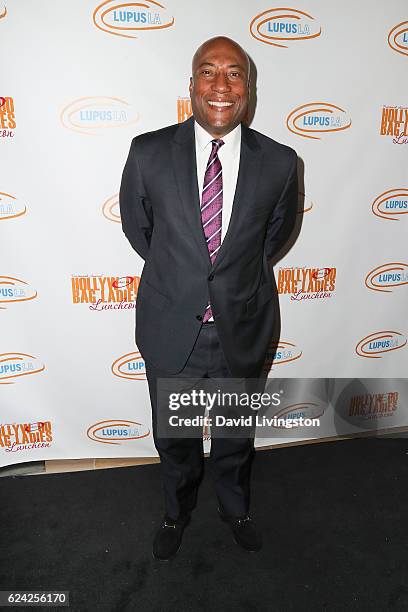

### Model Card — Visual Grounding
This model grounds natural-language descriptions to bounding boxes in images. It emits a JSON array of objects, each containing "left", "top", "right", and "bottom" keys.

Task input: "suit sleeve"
[
  {"left": 119, "top": 136, "right": 153, "bottom": 261},
  {"left": 265, "top": 150, "right": 298, "bottom": 261}
]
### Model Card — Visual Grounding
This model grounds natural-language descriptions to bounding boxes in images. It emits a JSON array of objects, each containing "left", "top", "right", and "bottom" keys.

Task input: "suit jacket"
[{"left": 119, "top": 116, "right": 298, "bottom": 377}]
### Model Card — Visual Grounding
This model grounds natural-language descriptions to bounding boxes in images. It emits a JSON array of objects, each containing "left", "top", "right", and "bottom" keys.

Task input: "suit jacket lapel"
[
  {"left": 211, "top": 123, "right": 262, "bottom": 273},
  {"left": 171, "top": 118, "right": 263, "bottom": 272},
  {"left": 171, "top": 117, "right": 212, "bottom": 266}
]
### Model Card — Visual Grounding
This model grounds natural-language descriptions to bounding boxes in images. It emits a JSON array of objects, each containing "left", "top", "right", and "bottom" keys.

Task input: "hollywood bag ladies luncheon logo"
[
  {"left": 388, "top": 20, "right": 408, "bottom": 57},
  {"left": 0, "top": 421, "right": 53, "bottom": 454},
  {"left": 60, "top": 97, "right": 139, "bottom": 135},
  {"left": 286, "top": 102, "right": 351, "bottom": 140},
  {"left": 71, "top": 274, "right": 140, "bottom": 311},
  {"left": 250, "top": 7, "right": 321, "bottom": 48},
  {"left": 355, "top": 331, "right": 407, "bottom": 359},
  {"left": 93, "top": 0, "right": 174, "bottom": 38},
  {"left": 0, "top": 96, "right": 16, "bottom": 138},
  {"left": 365, "top": 263, "right": 408, "bottom": 293}
]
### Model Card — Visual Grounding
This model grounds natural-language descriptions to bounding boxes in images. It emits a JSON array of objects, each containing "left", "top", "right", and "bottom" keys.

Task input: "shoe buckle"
[{"left": 163, "top": 520, "right": 176, "bottom": 529}]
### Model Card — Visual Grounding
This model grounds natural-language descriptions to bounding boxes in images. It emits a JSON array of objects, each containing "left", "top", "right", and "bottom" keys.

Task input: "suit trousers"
[{"left": 145, "top": 321, "right": 256, "bottom": 520}]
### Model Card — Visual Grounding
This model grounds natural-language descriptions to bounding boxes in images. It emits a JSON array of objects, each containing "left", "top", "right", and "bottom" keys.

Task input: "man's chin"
[{"left": 204, "top": 115, "right": 239, "bottom": 136}]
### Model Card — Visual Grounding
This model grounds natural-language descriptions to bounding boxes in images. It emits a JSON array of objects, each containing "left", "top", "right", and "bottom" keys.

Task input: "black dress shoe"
[
  {"left": 219, "top": 509, "right": 262, "bottom": 552},
  {"left": 152, "top": 515, "right": 190, "bottom": 561}
]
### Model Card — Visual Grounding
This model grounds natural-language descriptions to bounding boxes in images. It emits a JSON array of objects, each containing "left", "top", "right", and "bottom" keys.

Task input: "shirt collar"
[{"left": 194, "top": 120, "right": 241, "bottom": 156}]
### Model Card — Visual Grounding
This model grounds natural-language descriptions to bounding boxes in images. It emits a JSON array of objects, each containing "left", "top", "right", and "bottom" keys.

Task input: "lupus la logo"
[
  {"left": 60, "top": 97, "right": 139, "bottom": 135},
  {"left": 372, "top": 188, "right": 408, "bottom": 221},
  {"left": 380, "top": 106, "right": 408, "bottom": 144},
  {"left": 0, "top": 3, "right": 6, "bottom": 19},
  {"left": 102, "top": 194, "right": 120, "bottom": 223},
  {"left": 287, "top": 102, "right": 351, "bottom": 140},
  {"left": 71, "top": 274, "right": 141, "bottom": 311},
  {"left": 349, "top": 391, "right": 398, "bottom": 420},
  {"left": 0, "top": 421, "right": 53, "bottom": 453},
  {"left": 112, "top": 351, "right": 146, "bottom": 380},
  {"left": 270, "top": 402, "right": 324, "bottom": 428},
  {"left": 0, "top": 276, "right": 37, "bottom": 308},
  {"left": 0, "top": 353, "right": 45, "bottom": 384},
  {"left": 93, "top": 0, "right": 174, "bottom": 39},
  {"left": 277, "top": 267, "right": 336, "bottom": 301},
  {"left": 264, "top": 340, "right": 302, "bottom": 373},
  {"left": 87, "top": 419, "right": 150, "bottom": 444},
  {"left": 177, "top": 97, "right": 192, "bottom": 123},
  {"left": 298, "top": 192, "right": 314, "bottom": 214},
  {"left": 388, "top": 21, "right": 408, "bottom": 57},
  {"left": 0, "top": 192, "right": 27, "bottom": 220},
  {"left": 250, "top": 7, "right": 321, "bottom": 48},
  {"left": 0, "top": 97, "right": 16, "bottom": 138},
  {"left": 365, "top": 263, "right": 408, "bottom": 293},
  {"left": 355, "top": 331, "right": 407, "bottom": 359}
]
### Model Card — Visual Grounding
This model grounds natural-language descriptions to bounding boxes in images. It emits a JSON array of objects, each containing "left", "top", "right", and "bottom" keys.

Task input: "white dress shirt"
[{"left": 194, "top": 120, "right": 241, "bottom": 320}]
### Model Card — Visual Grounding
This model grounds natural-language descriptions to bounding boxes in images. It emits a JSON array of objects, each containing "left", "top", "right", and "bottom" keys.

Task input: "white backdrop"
[{"left": 1, "top": 0, "right": 407, "bottom": 466}]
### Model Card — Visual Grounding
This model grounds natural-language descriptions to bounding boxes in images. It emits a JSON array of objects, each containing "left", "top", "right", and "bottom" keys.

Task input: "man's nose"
[{"left": 212, "top": 71, "right": 231, "bottom": 93}]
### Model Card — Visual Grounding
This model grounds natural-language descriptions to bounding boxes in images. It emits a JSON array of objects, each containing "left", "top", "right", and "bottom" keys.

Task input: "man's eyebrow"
[{"left": 197, "top": 62, "right": 245, "bottom": 70}]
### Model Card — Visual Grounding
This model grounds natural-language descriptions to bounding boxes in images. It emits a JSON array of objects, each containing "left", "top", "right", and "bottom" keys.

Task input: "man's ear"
[{"left": 189, "top": 76, "right": 193, "bottom": 96}]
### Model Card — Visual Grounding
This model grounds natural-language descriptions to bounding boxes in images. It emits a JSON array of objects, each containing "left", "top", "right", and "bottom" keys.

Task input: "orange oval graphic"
[
  {"left": 102, "top": 194, "right": 120, "bottom": 223},
  {"left": 372, "top": 188, "right": 408, "bottom": 221},
  {"left": 112, "top": 351, "right": 146, "bottom": 379},
  {"left": 93, "top": 0, "right": 175, "bottom": 39},
  {"left": 0, "top": 192, "right": 27, "bottom": 221},
  {"left": 60, "top": 96, "right": 139, "bottom": 135},
  {"left": 365, "top": 263, "right": 408, "bottom": 293},
  {"left": 297, "top": 191, "right": 313, "bottom": 214},
  {"left": 0, "top": 352, "right": 45, "bottom": 384},
  {"left": 0, "top": 276, "right": 37, "bottom": 308},
  {"left": 388, "top": 20, "right": 408, "bottom": 57},
  {"left": 271, "top": 402, "right": 324, "bottom": 428},
  {"left": 355, "top": 331, "right": 407, "bottom": 359},
  {"left": 250, "top": 7, "right": 321, "bottom": 48},
  {"left": 0, "top": 5, "right": 6, "bottom": 20},
  {"left": 286, "top": 102, "right": 352, "bottom": 140},
  {"left": 87, "top": 419, "right": 150, "bottom": 444},
  {"left": 264, "top": 340, "right": 302, "bottom": 373}
]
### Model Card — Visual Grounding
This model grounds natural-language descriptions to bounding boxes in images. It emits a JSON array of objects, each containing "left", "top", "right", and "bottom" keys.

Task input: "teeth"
[{"left": 208, "top": 101, "right": 233, "bottom": 107}]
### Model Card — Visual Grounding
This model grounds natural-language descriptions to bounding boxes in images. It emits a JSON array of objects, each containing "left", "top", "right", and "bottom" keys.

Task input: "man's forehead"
[{"left": 193, "top": 44, "right": 248, "bottom": 71}]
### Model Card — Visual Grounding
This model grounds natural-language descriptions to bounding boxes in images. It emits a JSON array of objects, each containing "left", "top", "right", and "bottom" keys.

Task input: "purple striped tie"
[{"left": 201, "top": 138, "right": 224, "bottom": 323}]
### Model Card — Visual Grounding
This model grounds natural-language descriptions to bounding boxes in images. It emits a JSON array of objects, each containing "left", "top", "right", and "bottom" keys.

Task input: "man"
[{"left": 119, "top": 36, "right": 298, "bottom": 560}]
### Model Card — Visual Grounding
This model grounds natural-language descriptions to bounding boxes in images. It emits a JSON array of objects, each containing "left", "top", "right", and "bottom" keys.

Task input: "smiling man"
[{"left": 119, "top": 36, "right": 298, "bottom": 561}]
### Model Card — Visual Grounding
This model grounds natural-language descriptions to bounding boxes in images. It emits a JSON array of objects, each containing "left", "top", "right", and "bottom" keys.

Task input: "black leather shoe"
[
  {"left": 219, "top": 509, "right": 262, "bottom": 552},
  {"left": 152, "top": 515, "right": 190, "bottom": 561}
]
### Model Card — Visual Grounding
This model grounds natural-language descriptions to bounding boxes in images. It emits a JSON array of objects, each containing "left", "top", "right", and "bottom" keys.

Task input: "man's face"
[{"left": 189, "top": 39, "right": 249, "bottom": 138}]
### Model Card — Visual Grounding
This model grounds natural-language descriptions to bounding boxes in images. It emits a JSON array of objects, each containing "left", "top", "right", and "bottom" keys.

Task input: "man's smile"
[{"left": 207, "top": 100, "right": 235, "bottom": 112}]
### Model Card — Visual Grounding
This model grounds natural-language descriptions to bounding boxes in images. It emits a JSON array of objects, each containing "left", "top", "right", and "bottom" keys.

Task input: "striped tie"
[{"left": 201, "top": 138, "right": 224, "bottom": 323}]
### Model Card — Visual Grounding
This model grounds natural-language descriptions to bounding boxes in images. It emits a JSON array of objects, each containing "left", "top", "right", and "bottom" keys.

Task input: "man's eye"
[
  {"left": 230, "top": 72, "right": 240, "bottom": 78},
  {"left": 201, "top": 70, "right": 211, "bottom": 75}
]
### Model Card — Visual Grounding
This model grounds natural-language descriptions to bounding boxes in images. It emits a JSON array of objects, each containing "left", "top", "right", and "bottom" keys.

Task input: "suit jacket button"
[
  {"left": 208, "top": 274, "right": 214, "bottom": 281},
  {"left": 196, "top": 314, "right": 203, "bottom": 321}
]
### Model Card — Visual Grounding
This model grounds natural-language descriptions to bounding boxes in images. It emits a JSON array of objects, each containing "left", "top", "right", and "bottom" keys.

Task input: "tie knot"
[{"left": 212, "top": 139, "right": 224, "bottom": 150}]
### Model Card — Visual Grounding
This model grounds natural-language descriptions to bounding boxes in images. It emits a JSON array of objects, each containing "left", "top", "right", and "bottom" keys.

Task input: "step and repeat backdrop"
[{"left": 1, "top": 1, "right": 407, "bottom": 466}]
